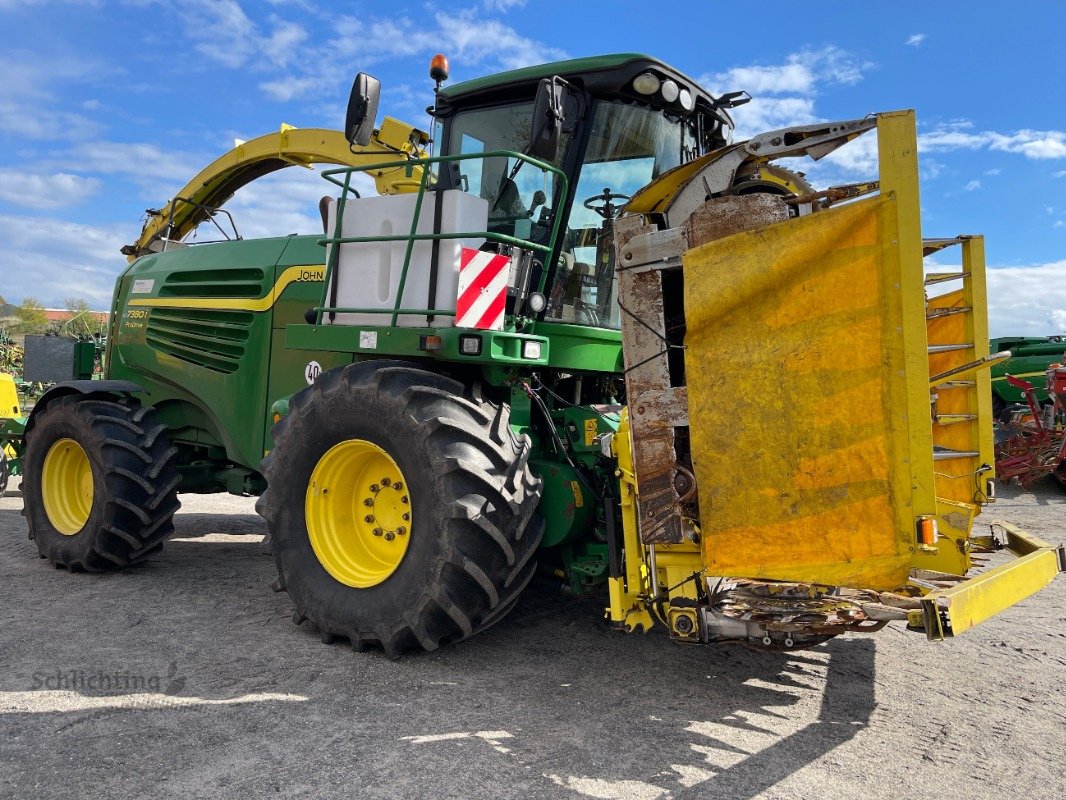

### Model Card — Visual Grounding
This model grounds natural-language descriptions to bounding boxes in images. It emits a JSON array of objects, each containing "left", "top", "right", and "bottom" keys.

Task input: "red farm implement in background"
[{"left": 993, "top": 361, "right": 1066, "bottom": 488}]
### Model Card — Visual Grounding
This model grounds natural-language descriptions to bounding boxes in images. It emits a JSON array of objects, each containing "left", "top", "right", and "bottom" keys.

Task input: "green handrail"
[{"left": 316, "top": 150, "right": 568, "bottom": 327}]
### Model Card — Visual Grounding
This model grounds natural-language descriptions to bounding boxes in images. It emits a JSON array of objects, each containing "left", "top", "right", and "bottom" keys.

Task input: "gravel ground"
[{"left": 0, "top": 476, "right": 1063, "bottom": 800}]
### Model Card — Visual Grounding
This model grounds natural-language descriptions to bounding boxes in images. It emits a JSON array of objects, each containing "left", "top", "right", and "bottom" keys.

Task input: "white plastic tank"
[{"left": 324, "top": 190, "right": 488, "bottom": 327}]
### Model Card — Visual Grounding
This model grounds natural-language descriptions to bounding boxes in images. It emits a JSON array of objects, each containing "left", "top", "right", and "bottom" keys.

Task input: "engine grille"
[
  {"left": 159, "top": 268, "right": 265, "bottom": 298},
  {"left": 145, "top": 308, "right": 254, "bottom": 374}
]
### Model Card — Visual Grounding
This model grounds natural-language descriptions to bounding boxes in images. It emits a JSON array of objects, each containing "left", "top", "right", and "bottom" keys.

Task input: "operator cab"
[{"left": 432, "top": 54, "right": 738, "bottom": 330}]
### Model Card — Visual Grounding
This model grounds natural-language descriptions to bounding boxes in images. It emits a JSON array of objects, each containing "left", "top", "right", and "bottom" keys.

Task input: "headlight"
[
  {"left": 660, "top": 79, "right": 679, "bottom": 103},
  {"left": 527, "top": 292, "right": 547, "bottom": 313},
  {"left": 678, "top": 88, "right": 694, "bottom": 111},
  {"left": 632, "top": 72, "right": 660, "bottom": 95},
  {"left": 459, "top": 335, "right": 482, "bottom": 356},
  {"left": 522, "top": 340, "right": 543, "bottom": 360}
]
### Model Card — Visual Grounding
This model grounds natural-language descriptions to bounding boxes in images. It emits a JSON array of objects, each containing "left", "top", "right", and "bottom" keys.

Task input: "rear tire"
[
  {"left": 260, "top": 360, "right": 543, "bottom": 655},
  {"left": 22, "top": 395, "right": 181, "bottom": 571}
]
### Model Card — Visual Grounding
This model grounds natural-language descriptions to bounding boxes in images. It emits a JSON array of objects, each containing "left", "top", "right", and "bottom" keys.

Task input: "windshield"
[
  {"left": 547, "top": 101, "right": 685, "bottom": 329},
  {"left": 445, "top": 102, "right": 568, "bottom": 245}
]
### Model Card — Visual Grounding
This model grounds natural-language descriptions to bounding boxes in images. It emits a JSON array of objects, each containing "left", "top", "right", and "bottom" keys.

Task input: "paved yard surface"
[{"left": 1, "top": 477, "right": 1063, "bottom": 800}]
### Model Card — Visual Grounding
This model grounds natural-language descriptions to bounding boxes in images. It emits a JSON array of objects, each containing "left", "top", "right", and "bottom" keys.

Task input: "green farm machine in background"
[
  {"left": 10, "top": 54, "right": 1062, "bottom": 655},
  {"left": 990, "top": 336, "right": 1066, "bottom": 417}
]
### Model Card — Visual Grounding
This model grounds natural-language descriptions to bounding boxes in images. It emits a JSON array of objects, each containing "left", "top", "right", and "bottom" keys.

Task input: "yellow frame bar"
[{"left": 918, "top": 522, "right": 1065, "bottom": 639}]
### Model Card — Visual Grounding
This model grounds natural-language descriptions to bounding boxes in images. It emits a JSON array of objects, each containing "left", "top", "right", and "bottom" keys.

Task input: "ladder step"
[
  {"left": 933, "top": 446, "right": 981, "bottom": 461},
  {"left": 936, "top": 380, "right": 976, "bottom": 389},
  {"left": 929, "top": 343, "right": 973, "bottom": 354},
  {"left": 923, "top": 237, "right": 964, "bottom": 256},
  {"left": 926, "top": 306, "right": 973, "bottom": 320},
  {"left": 924, "top": 271, "right": 970, "bottom": 286}
]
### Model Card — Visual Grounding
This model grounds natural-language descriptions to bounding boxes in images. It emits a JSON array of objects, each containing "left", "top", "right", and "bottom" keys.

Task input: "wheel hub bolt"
[
  {"left": 401, "top": 495, "right": 409, "bottom": 504},
  {"left": 364, "top": 515, "right": 375, "bottom": 523},
  {"left": 402, "top": 512, "right": 410, "bottom": 521},
  {"left": 393, "top": 482, "right": 404, "bottom": 491},
  {"left": 363, "top": 498, "right": 374, "bottom": 507},
  {"left": 384, "top": 531, "right": 395, "bottom": 541},
  {"left": 380, "top": 477, "right": 391, "bottom": 487},
  {"left": 370, "top": 483, "right": 380, "bottom": 492},
  {"left": 397, "top": 526, "right": 407, "bottom": 536},
  {"left": 372, "top": 527, "right": 383, "bottom": 537}
]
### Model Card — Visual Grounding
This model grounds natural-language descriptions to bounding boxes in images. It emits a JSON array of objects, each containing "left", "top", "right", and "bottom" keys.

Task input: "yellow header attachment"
[{"left": 611, "top": 110, "right": 1062, "bottom": 645}]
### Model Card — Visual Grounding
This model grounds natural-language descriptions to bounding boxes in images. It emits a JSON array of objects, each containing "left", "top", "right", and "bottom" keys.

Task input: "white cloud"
[
  {"left": 330, "top": 11, "right": 568, "bottom": 73},
  {"left": 985, "top": 168, "right": 1001, "bottom": 175},
  {"left": 906, "top": 34, "right": 927, "bottom": 47},
  {"left": 980, "top": 261, "right": 1066, "bottom": 337},
  {"left": 1055, "top": 170, "right": 1066, "bottom": 178},
  {"left": 0, "top": 213, "right": 126, "bottom": 307},
  {"left": 0, "top": 51, "right": 112, "bottom": 139},
  {"left": 989, "top": 130, "right": 1066, "bottom": 159},
  {"left": 263, "top": 19, "right": 308, "bottom": 68},
  {"left": 963, "top": 179, "right": 981, "bottom": 191},
  {"left": 62, "top": 141, "right": 205, "bottom": 185},
  {"left": 259, "top": 76, "right": 320, "bottom": 102},
  {"left": 920, "top": 125, "right": 1066, "bottom": 160},
  {"left": 708, "top": 46, "right": 869, "bottom": 97},
  {"left": 729, "top": 97, "right": 817, "bottom": 139},
  {"left": 181, "top": 0, "right": 258, "bottom": 68},
  {"left": 173, "top": 6, "right": 571, "bottom": 104},
  {"left": 0, "top": 170, "right": 100, "bottom": 208}
]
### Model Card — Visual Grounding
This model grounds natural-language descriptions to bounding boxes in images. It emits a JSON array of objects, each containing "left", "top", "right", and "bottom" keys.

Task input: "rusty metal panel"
[{"left": 614, "top": 215, "right": 686, "bottom": 544}]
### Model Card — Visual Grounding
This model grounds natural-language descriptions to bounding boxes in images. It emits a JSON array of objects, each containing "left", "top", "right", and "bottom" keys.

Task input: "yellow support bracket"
[{"left": 914, "top": 521, "right": 1066, "bottom": 639}]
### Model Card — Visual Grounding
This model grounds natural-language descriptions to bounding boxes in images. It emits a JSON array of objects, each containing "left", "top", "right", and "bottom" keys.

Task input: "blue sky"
[{"left": 0, "top": 0, "right": 1063, "bottom": 336}]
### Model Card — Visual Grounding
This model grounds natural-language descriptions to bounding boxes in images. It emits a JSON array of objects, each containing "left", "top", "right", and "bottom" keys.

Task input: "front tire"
[
  {"left": 260, "top": 360, "right": 543, "bottom": 655},
  {"left": 22, "top": 395, "right": 181, "bottom": 571}
]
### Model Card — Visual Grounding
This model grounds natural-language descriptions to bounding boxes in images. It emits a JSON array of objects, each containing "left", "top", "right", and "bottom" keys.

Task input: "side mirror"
[
  {"left": 345, "top": 73, "right": 381, "bottom": 147},
  {"left": 529, "top": 77, "right": 570, "bottom": 162}
]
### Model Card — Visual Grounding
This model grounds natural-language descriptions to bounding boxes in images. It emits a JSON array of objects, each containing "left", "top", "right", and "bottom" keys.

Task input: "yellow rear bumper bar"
[{"left": 916, "top": 522, "right": 1066, "bottom": 640}]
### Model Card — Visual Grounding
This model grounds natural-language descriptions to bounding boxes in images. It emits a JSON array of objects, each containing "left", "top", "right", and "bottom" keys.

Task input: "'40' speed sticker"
[{"left": 304, "top": 361, "right": 322, "bottom": 385}]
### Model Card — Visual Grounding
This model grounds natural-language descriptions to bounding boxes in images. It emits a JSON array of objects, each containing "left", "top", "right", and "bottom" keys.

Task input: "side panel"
[
  {"left": 683, "top": 195, "right": 931, "bottom": 590},
  {"left": 109, "top": 237, "right": 296, "bottom": 469},
  {"left": 264, "top": 236, "right": 354, "bottom": 456}
]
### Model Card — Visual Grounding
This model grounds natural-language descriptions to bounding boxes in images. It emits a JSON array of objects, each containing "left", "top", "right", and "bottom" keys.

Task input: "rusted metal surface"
[
  {"left": 682, "top": 194, "right": 788, "bottom": 247},
  {"left": 785, "top": 180, "right": 879, "bottom": 210},
  {"left": 615, "top": 214, "right": 687, "bottom": 544},
  {"left": 615, "top": 194, "right": 794, "bottom": 545}
]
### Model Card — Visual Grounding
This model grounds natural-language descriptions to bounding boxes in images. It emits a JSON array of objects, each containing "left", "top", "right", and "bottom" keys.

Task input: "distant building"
[{"left": 42, "top": 309, "right": 110, "bottom": 325}]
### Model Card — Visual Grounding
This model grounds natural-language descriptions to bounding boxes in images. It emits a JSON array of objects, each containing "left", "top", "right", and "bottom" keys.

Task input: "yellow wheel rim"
[
  {"left": 41, "top": 438, "right": 94, "bottom": 535},
  {"left": 305, "top": 439, "right": 412, "bottom": 588}
]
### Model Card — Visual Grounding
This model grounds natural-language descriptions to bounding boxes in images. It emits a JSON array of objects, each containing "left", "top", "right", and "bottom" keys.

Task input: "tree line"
[{"left": 0, "top": 295, "right": 104, "bottom": 338}]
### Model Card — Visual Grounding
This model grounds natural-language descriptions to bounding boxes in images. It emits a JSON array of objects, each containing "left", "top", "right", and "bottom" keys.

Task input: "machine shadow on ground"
[{"left": 1, "top": 498, "right": 878, "bottom": 799}]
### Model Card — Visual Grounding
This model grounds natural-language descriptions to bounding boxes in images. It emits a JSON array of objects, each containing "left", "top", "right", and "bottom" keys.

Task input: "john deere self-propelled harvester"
[{"left": 15, "top": 54, "right": 1063, "bottom": 655}]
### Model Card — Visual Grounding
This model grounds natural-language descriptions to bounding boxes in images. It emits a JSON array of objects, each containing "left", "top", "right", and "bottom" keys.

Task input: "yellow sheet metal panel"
[
  {"left": 0, "top": 373, "right": 20, "bottom": 418},
  {"left": 683, "top": 195, "right": 930, "bottom": 590}
]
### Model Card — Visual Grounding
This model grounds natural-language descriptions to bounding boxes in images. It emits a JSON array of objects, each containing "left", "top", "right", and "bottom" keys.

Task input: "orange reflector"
[
  {"left": 272, "top": 413, "right": 281, "bottom": 424},
  {"left": 419, "top": 334, "right": 443, "bottom": 351},
  {"left": 918, "top": 517, "right": 938, "bottom": 546}
]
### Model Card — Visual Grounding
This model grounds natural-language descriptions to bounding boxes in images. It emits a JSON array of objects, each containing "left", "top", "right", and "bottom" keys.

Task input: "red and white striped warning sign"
[{"left": 456, "top": 248, "right": 510, "bottom": 330}]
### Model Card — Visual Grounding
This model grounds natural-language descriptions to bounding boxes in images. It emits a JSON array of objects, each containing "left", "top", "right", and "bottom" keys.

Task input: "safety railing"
[{"left": 314, "top": 150, "right": 569, "bottom": 326}]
